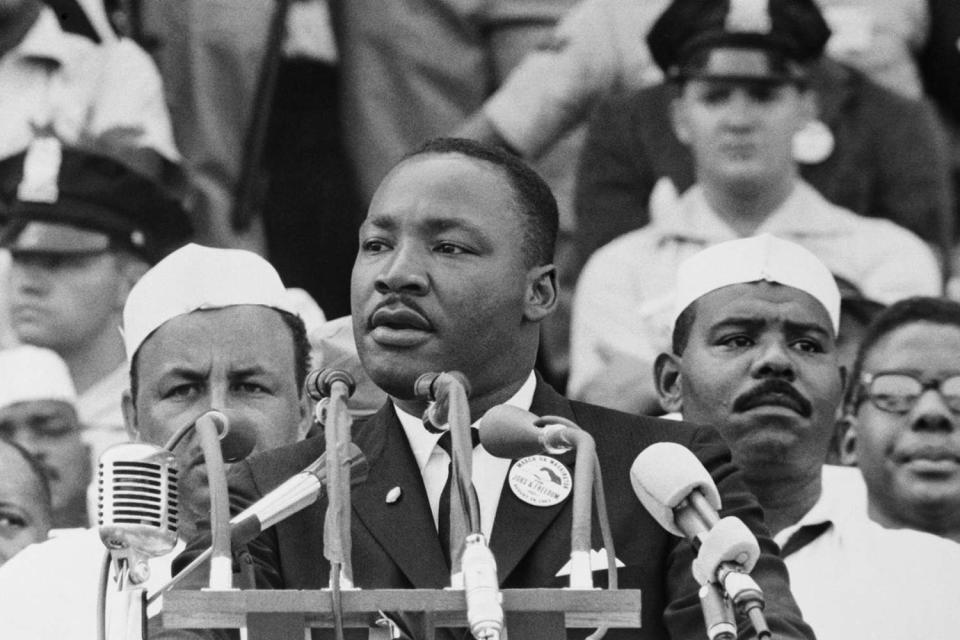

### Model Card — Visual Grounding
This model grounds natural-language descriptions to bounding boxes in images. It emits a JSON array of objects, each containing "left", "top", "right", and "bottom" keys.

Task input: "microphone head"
[
  {"left": 219, "top": 414, "right": 258, "bottom": 462},
  {"left": 629, "top": 442, "right": 722, "bottom": 537},
  {"left": 479, "top": 405, "right": 548, "bottom": 458},
  {"left": 194, "top": 410, "right": 258, "bottom": 462},
  {"left": 304, "top": 368, "right": 357, "bottom": 401},
  {"left": 98, "top": 443, "right": 179, "bottom": 558},
  {"left": 413, "top": 371, "right": 471, "bottom": 401}
]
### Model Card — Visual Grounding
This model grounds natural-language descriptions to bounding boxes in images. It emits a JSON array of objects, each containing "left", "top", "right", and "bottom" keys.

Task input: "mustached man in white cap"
[
  {"left": 0, "top": 243, "right": 314, "bottom": 640},
  {"left": 568, "top": 0, "right": 942, "bottom": 417},
  {"left": 0, "top": 344, "right": 90, "bottom": 529},
  {"left": 653, "top": 234, "right": 960, "bottom": 640}
]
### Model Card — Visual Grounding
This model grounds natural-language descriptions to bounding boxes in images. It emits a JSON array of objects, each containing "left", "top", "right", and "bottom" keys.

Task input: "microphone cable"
[{"left": 535, "top": 415, "right": 617, "bottom": 640}]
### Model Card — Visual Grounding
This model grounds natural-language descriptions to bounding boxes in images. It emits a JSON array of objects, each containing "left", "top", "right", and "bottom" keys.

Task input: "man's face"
[
  {"left": 671, "top": 79, "right": 811, "bottom": 189},
  {"left": 0, "top": 399, "right": 88, "bottom": 513},
  {"left": 0, "top": 441, "right": 51, "bottom": 566},
  {"left": 9, "top": 251, "right": 131, "bottom": 354},
  {"left": 125, "top": 306, "right": 307, "bottom": 461},
  {"left": 671, "top": 282, "right": 843, "bottom": 474},
  {"left": 351, "top": 153, "right": 545, "bottom": 402},
  {"left": 848, "top": 322, "right": 960, "bottom": 524}
]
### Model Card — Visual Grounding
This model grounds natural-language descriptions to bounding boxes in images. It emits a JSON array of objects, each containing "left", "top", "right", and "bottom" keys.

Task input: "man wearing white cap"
[
  {"left": 0, "top": 243, "right": 313, "bottom": 639},
  {"left": 654, "top": 235, "right": 960, "bottom": 639},
  {"left": 0, "top": 344, "right": 90, "bottom": 528},
  {"left": 568, "top": 0, "right": 942, "bottom": 416}
]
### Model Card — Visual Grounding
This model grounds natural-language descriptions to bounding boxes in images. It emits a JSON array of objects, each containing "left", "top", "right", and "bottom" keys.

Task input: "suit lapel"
[
  {"left": 352, "top": 403, "right": 450, "bottom": 587},
  {"left": 488, "top": 380, "right": 578, "bottom": 583}
]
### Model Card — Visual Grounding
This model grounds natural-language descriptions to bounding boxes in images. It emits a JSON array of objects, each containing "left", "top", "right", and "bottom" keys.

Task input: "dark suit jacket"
[
  {"left": 168, "top": 381, "right": 813, "bottom": 640},
  {"left": 573, "top": 59, "right": 954, "bottom": 273}
]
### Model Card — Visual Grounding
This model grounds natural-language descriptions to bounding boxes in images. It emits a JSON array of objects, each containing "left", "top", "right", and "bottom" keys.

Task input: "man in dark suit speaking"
[{"left": 164, "top": 138, "right": 813, "bottom": 640}]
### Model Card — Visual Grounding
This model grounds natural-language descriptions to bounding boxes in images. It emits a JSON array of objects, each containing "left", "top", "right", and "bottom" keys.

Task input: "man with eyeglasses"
[
  {"left": 840, "top": 296, "right": 960, "bottom": 544},
  {"left": 655, "top": 235, "right": 960, "bottom": 639}
]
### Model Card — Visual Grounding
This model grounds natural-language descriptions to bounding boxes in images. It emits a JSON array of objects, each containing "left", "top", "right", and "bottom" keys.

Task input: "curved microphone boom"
[
  {"left": 480, "top": 405, "right": 606, "bottom": 591},
  {"left": 151, "top": 442, "right": 370, "bottom": 601},
  {"left": 629, "top": 443, "right": 770, "bottom": 639}
]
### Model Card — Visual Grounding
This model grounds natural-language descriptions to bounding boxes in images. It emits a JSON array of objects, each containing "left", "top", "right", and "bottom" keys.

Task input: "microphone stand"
[
  {"left": 312, "top": 369, "right": 358, "bottom": 640},
  {"left": 194, "top": 411, "right": 234, "bottom": 590},
  {"left": 416, "top": 372, "right": 503, "bottom": 640}
]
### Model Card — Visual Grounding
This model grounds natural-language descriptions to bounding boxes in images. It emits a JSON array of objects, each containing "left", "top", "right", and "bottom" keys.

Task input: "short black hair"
[
  {"left": 0, "top": 437, "right": 52, "bottom": 508},
  {"left": 406, "top": 137, "right": 558, "bottom": 267},
  {"left": 844, "top": 296, "right": 960, "bottom": 412},
  {"left": 672, "top": 300, "right": 698, "bottom": 355},
  {"left": 129, "top": 307, "right": 311, "bottom": 402}
]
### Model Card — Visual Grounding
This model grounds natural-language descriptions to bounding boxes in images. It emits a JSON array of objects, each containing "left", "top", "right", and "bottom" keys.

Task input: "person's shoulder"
[
  {"left": 567, "top": 398, "right": 714, "bottom": 446},
  {"left": 246, "top": 433, "right": 327, "bottom": 473},
  {"left": 0, "top": 527, "right": 101, "bottom": 579},
  {"left": 582, "top": 226, "right": 656, "bottom": 270}
]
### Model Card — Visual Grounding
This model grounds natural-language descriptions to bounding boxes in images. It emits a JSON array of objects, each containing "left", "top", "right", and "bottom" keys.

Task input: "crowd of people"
[{"left": 0, "top": 0, "right": 959, "bottom": 638}]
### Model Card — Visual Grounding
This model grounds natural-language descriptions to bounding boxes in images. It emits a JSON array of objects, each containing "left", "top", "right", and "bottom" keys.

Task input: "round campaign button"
[
  {"left": 508, "top": 455, "right": 573, "bottom": 507},
  {"left": 792, "top": 119, "right": 834, "bottom": 165}
]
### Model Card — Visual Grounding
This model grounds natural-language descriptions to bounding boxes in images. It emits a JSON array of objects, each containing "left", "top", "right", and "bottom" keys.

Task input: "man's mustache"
[{"left": 732, "top": 379, "right": 813, "bottom": 417}]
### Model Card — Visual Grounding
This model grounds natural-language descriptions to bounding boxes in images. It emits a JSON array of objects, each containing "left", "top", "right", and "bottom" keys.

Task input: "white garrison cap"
[
  {"left": 0, "top": 345, "right": 77, "bottom": 410},
  {"left": 122, "top": 243, "right": 296, "bottom": 360},
  {"left": 672, "top": 234, "right": 841, "bottom": 333}
]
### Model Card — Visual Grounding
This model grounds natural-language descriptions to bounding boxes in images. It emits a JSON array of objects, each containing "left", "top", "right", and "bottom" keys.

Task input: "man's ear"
[
  {"left": 121, "top": 389, "right": 140, "bottom": 442},
  {"left": 654, "top": 352, "right": 684, "bottom": 413},
  {"left": 670, "top": 97, "right": 691, "bottom": 145},
  {"left": 297, "top": 393, "right": 314, "bottom": 441},
  {"left": 838, "top": 414, "right": 859, "bottom": 465},
  {"left": 523, "top": 264, "right": 559, "bottom": 322}
]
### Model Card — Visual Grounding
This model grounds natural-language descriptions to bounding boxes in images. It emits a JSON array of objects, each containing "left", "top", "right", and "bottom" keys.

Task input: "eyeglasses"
[{"left": 858, "top": 372, "right": 960, "bottom": 414}]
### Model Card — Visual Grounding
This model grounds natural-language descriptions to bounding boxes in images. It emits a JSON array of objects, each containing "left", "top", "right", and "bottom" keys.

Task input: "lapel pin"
[{"left": 385, "top": 486, "right": 402, "bottom": 504}]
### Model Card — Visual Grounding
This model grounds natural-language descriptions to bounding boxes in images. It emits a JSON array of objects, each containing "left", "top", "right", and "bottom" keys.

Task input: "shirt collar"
[
  {"left": 774, "top": 465, "right": 867, "bottom": 546},
  {"left": 655, "top": 181, "right": 849, "bottom": 243},
  {"left": 395, "top": 371, "right": 537, "bottom": 473}
]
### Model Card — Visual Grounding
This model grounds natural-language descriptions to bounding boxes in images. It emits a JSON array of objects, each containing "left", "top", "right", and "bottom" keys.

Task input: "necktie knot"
[{"left": 436, "top": 428, "right": 481, "bottom": 455}]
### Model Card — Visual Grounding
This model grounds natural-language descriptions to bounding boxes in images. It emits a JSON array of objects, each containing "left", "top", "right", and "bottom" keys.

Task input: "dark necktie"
[
  {"left": 780, "top": 521, "right": 832, "bottom": 558},
  {"left": 436, "top": 428, "right": 481, "bottom": 568}
]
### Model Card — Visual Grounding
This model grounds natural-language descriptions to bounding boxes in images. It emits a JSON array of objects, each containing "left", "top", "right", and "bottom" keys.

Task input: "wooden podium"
[{"left": 162, "top": 587, "right": 642, "bottom": 639}]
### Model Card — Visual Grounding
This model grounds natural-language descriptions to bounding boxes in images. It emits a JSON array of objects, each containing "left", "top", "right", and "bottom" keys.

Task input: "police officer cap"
[
  {"left": 0, "top": 137, "right": 192, "bottom": 264},
  {"left": 647, "top": 0, "right": 831, "bottom": 82}
]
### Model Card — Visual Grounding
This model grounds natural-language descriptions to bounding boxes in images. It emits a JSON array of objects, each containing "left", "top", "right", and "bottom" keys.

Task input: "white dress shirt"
[
  {"left": 395, "top": 371, "right": 536, "bottom": 541},
  {"left": 775, "top": 465, "right": 960, "bottom": 639}
]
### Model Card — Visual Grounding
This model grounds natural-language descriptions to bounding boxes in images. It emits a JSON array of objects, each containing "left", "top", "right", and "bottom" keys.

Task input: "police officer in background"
[
  {"left": 570, "top": 0, "right": 941, "bottom": 415},
  {"left": 0, "top": 136, "right": 192, "bottom": 465}
]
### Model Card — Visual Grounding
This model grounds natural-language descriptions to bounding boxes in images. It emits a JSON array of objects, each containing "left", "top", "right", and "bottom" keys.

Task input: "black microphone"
[
  {"left": 414, "top": 371, "right": 470, "bottom": 430},
  {"left": 480, "top": 404, "right": 579, "bottom": 456},
  {"left": 185, "top": 413, "right": 258, "bottom": 464},
  {"left": 164, "top": 409, "right": 259, "bottom": 463},
  {"left": 304, "top": 367, "right": 357, "bottom": 401},
  {"left": 630, "top": 443, "right": 770, "bottom": 639},
  {"left": 228, "top": 442, "right": 369, "bottom": 546}
]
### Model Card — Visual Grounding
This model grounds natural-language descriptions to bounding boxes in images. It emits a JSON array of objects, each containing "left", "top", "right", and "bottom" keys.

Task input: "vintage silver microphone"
[{"left": 98, "top": 444, "right": 179, "bottom": 587}]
